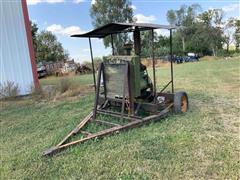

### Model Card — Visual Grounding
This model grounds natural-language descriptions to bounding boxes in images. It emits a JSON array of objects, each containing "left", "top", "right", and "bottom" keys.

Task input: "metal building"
[{"left": 0, "top": 0, "right": 39, "bottom": 96}]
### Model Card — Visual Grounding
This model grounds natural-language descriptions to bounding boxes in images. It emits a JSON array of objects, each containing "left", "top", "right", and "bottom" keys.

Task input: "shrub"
[
  {"left": 217, "top": 49, "right": 229, "bottom": 57},
  {"left": 232, "top": 52, "right": 240, "bottom": 57},
  {"left": 58, "top": 77, "right": 73, "bottom": 93},
  {"left": 30, "top": 85, "right": 44, "bottom": 100},
  {"left": 31, "top": 84, "right": 57, "bottom": 101},
  {"left": 0, "top": 81, "right": 19, "bottom": 99}
]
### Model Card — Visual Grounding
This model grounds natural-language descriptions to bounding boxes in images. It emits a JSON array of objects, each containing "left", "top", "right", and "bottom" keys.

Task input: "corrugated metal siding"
[{"left": 0, "top": 1, "right": 34, "bottom": 95}]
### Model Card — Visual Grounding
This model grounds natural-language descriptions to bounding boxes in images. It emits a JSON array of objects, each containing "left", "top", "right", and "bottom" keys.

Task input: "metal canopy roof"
[{"left": 71, "top": 22, "right": 176, "bottom": 38}]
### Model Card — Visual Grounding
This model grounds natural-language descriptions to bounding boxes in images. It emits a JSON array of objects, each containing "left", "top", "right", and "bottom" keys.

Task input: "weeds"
[
  {"left": 30, "top": 85, "right": 44, "bottom": 99},
  {"left": 57, "top": 77, "right": 73, "bottom": 93},
  {"left": 30, "top": 77, "right": 92, "bottom": 102},
  {"left": 0, "top": 81, "right": 19, "bottom": 99}
]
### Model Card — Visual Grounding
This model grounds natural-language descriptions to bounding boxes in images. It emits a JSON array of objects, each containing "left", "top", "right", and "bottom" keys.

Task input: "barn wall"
[{"left": 0, "top": 1, "right": 37, "bottom": 95}]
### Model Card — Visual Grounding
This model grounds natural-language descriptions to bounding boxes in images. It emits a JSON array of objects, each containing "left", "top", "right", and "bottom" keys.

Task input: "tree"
[
  {"left": 140, "top": 31, "right": 171, "bottom": 58},
  {"left": 223, "top": 17, "right": 236, "bottom": 52},
  {"left": 167, "top": 10, "right": 176, "bottom": 25},
  {"left": 235, "top": 19, "right": 240, "bottom": 51},
  {"left": 36, "top": 31, "right": 69, "bottom": 62},
  {"left": 30, "top": 22, "right": 69, "bottom": 62},
  {"left": 166, "top": 4, "right": 201, "bottom": 53},
  {"left": 140, "top": 31, "right": 152, "bottom": 57},
  {"left": 166, "top": 4, "right": 229, "bottom": 56},
  {"left": 198, "top": 9, "right": 225, "bottom": 56},
  {"left": 90, "top": 0, "right": 133, "bottom": 54},
  {"left": 30, "top": 21, "right": 38, "bottom": 55},
  {"left": 213, "top": 9, "right": 224, "bottom": 28},
  {"left": 190, "top": 24, "right": 214, "bottom": 55}
]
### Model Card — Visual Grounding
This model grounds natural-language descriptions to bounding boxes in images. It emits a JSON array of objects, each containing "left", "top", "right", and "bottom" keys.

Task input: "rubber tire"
[{"left": 174, "top": 91, "right": 189, "bottom": 114}]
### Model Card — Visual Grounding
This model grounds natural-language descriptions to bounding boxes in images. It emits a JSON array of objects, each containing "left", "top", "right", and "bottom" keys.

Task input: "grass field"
[
  {"left": 39, "top": 73, "right": 93, "bottom": 87},
  {"left": 1, "top": 58, "right": 239, "bottom": 179}
]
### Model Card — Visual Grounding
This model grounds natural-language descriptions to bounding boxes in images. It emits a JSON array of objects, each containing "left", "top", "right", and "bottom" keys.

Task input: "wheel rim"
[{"left": 181, "top": 95, "right": 187, "bottom": 112}]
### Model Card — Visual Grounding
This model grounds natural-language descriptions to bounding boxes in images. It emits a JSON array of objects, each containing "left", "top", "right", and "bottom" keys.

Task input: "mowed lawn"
[{"left": 1, "top": 58, "right": 239, "bottom": 179}]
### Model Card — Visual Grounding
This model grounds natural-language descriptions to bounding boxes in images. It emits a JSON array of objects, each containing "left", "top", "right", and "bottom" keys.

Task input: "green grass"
[
  {"left": 1, "top": 58, "right": 240, "bottom": 179},
  {"left": 40, "top": 73, "right": 93, "bottom": 86}
]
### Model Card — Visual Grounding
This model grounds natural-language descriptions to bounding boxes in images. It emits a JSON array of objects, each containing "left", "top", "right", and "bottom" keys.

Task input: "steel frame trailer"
[{"left": 43, "top": 23, "right": 189, "bottom": 156}]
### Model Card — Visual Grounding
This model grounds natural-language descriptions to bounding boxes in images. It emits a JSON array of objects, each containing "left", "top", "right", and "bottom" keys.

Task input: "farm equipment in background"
[
  {"left": 173, "top": 53, "right": 199, "bottom": 63},
  {"left": 185, "top": 53, "right": 199, "bottom": 62},
  {"left": 75, "top": 64, "right": 92, "bottom": 75},
  {"left": 43, "top": 23, "right": 189, "bottom": 156},
  {"left": 55, "top": 61, "right": 77, "bottom": 76}
]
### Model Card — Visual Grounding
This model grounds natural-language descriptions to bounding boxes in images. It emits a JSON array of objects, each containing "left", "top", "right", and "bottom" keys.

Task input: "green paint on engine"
[{"left": 130, "top": 56, "right": 141, "bottom": 97}]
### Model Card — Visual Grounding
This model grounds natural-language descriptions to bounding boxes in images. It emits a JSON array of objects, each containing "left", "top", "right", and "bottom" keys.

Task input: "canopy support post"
[
  {"left": 89, "top": 37, "right": 96, "bottom": 91},
  {"left": 110, "top": 34, "right": 114, "bottom": 55},
  {"left": 151, "top": 29, "right": 156, "bottom": 102},
  {"left": 169, "top": 29, "right": 174, "bottom": 93},
  {"left": 133, "top": 27, "right": 141, "bottom": 56}
]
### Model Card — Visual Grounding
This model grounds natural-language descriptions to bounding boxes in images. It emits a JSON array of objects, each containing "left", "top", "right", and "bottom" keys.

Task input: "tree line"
[
  {"left": 165, "top": 4, "right": 239, "bottom": 57},
  {"left": 31, "top": 1, "right": 239, "bottom": 63},
  {"left": 91, "top": 1, "right": 240, "bottom": 57}
]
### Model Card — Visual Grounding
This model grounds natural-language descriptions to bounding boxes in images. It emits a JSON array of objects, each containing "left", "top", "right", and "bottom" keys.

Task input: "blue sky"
[{"left": 27, "top": 0, "right": 240, "bottom": 63}]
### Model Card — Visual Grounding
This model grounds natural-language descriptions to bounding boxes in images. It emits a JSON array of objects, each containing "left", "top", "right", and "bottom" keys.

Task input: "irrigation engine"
[{"left": 43, "top": 23, "right": 189, "bottom": 156}]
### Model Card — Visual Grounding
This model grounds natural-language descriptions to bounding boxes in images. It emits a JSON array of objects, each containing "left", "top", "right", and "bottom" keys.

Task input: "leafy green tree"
[
  {"left": 166, "top": 4, "right": 201, "bottom": 53},
  {"left": 140, "top": 31, "right": 152, "bottom": 57},
  {"left": 155, "top": 34, "right": 170, "bottom": 57},
  {"left": 140, "top": 31, "right": 170, "bottom": 58},
  {"left": 167, "top": 10, "right": 176, "bottom": 25},
  {"left": 213, "top": 9, "right": 224, "bottom": 27},
  {"left": 223, "top": 17, "right": 236, "bottom": 52},
  {"left": 30, "top": 21, "right": 38, "bottom": 56},
  {"left": 198, "top": 9, "right": 225, "bottom": 56},
  {"left": 90, "top": 0, "right": 133, "bottom": 55},
  {"left": 199, "top": 10, "right": 212, "bottom": 26},
  {"left": 166, "top": 4, "right": 230, "bottom": 56},
  {"left": 30, "top": 22, "right": 69, "bottom": 62},
  {"left": 189, "top": 24, "right": 213, "bottom": 55},
  {"left": 235, "top": 19, "right": 240, "bottom": 51},
  {"left": 36, "top": 31, "right": 69, "bottom": 62}
]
